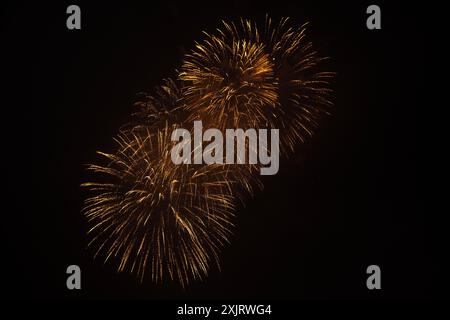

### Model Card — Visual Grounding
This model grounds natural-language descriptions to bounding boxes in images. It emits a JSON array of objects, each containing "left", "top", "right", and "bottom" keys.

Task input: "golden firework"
[
  {"left": 179, "top": 16, "right": 334, "bottom": 154},
  {"left": 82, "top": 16, "right": 333, "bottom": 288},
  {"left": 82, "top": 125, "right": 244, "bottom": 287},
  {"left": 82, "top": 81, "right": 260, "bottom": 287},
  {"left": 180, "top": 31, "right": 279, "bottom": 131}
]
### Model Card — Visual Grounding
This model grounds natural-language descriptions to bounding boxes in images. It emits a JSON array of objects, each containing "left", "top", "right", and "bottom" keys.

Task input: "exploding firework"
[
  {"left": 180, "top": 31, "right": 278, "bottom": 131},
  {"left": 82, "top": 81, "right": 260, "bottom": 287},
  {"left": 82, "top": 16, "right": 333, "bottom": 287},
  {"left": 82, "top": 124, "right": 248, "bottom": 287},
  {"left": 179, "top": 16, "right": 334, "bottom": 154}
]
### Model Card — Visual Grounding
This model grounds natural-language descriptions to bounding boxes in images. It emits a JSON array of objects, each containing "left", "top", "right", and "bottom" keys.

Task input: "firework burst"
[
  {"left": 82, "top": 125, "right": 244, "bottom": 287},
  {"left": 82, "top": 16, "right": 333, "bottom": 288},
  {"left": 180, "top": 32, "right": 279, "bottom": 131},
  {"left": 82, "top": 81, "right": 260, "bottom": 287},
  {"left": 179, "top": 16, "right": 334, "bottom": 154}
]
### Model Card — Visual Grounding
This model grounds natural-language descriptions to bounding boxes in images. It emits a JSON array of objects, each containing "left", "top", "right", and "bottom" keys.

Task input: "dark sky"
[{"left": 4, "top": 0, "right": 428, "bottom": 300}]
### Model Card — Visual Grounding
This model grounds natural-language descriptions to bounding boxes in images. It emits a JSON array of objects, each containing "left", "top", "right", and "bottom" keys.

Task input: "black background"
[{"left": 4, "top": 0, "right": 428, "bottom": 300}]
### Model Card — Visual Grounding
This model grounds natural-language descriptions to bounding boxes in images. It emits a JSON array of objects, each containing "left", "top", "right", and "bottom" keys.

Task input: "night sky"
[{"left": 4, "top": 0, "right": 429, "bottom": 301}]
